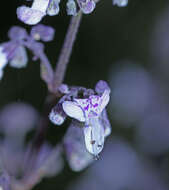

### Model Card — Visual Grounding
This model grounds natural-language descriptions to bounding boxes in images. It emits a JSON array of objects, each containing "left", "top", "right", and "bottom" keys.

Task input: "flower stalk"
[{"left": 53, "top": 11, "right": 82, "bottom": 91}]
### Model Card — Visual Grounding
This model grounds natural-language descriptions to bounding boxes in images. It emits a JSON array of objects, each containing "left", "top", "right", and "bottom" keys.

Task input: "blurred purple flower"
[
  {"left": 135, "top": 110, "right": 169, "bottom": 155},
  {"left": 0, "top": 102, "right": 39, "bottom": 137},
  {"left": 109, "top": 62, "right": 155, "bottom": 126},
  {"left": 67, "top": 138, "right": 169, "bottom": 190}
]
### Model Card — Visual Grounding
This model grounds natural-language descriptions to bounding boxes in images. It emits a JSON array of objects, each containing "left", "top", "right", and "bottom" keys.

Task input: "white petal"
[
  {"left": 32, "top": 0, "right": 49, "bottom": 12},
  {"left": 100, "top": 110, "right": 111, "bottom": 137},
  {"left": 62, "top": 101, "right": 86, "bottom": 122},
  {"left": 0, "top": 46, "right": 8, "bottom": 70},
  {"left": 83, "top": 118, "right": 105, "bottom": 156},
  {"left": 99, "top": 89, "right": 110, "bottom": 113},
  {"left": 17, "top": 6, "right": 46, "bottom": 25},
  {"left": 64, "top": 123, "right": 93, "bottom": 171}
]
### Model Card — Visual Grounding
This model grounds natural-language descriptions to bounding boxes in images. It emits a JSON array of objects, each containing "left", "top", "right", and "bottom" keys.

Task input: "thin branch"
[{"left": 53, "top": 12, "right": 82, "bottom": 90}]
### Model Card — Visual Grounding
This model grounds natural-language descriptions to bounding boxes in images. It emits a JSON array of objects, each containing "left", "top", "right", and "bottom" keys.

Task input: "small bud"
[
  {"left": 77, "top": 0, "right": 96, "bottom": 14},
  {"left": 47, "top": 0, "right": 60, "bottom": 16},
  {"left": 95, "top": 80, "right": 110, "bottom": 94},
  {"left": 49, "top": 104, "right": 66, "bottom": 125},
  {"left": 66, "top": 0, "right": 77, "bottom": 16},
  {"left": 58, "top": 84, "right": 70, "bottom": 94}
]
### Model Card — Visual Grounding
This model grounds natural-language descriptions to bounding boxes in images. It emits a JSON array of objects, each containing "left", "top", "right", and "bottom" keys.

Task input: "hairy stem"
[{"left": 53, "top": 12, "right": 82, "bottom": 90}]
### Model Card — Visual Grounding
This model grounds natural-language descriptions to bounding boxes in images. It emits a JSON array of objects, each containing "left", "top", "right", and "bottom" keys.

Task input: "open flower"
[
  {"left": 49, "top": 81, "right": 111, "bottom": 157},
  {"left": 0, "top": 25, "right": 55, "bottom": 81}
]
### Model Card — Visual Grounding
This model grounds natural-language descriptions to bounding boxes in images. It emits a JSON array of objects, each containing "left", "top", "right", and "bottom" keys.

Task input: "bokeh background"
[{"left": 1, "top": 0, "right": 169, "bottom": 189}]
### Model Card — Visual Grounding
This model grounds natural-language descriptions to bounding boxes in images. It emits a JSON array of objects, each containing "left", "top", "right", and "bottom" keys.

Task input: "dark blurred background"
[{"left": 1, "top": 0, "right": 169, "bottom": 189}]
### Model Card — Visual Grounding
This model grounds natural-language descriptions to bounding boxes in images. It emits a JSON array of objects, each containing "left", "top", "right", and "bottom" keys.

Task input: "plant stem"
[
  {"left": 23, "top": 13, "right": 83, "bottom": 184},
  {"left": 53, "top": 12, "right": 82, "bottom": 91}
]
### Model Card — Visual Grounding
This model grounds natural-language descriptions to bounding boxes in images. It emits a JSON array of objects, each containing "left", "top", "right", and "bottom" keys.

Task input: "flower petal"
[
  {"left": 8, "top": 26, "right": 28, "bottom": 41},
  {"left": 17, "top": 6, "right": 46, "bottom": 25},
  {"left": 83, "top": 117, "right": 105, "bottom": 156},
  {"left": 30, "top": 24, "right": 55, "bottom": 42},
  {"left": 32, "top": 0, "right": 49, "bottom": 12},
  {"left": 98, "top": 89, "right": 110, "bottom": 114},
  {"left": 0, "top": 46, "right": 8, "bottom": 70},
  {"left": 99, "top": 109, "right": 111, "bottom": 137},
  {"left": 62, "top": 101, "right": 86, "bottom": 122},
  {"left": 95, "top": 80, "right": 110, "bottom": 94},
  {"left": 64, "top": 121, "right": 93, "bottom": 171},
  {"left": 77, "top": 0, "right": 96, "bottom": 14},
  {"left": 9, "top": 46, "right": 28, "bottom": 68}
]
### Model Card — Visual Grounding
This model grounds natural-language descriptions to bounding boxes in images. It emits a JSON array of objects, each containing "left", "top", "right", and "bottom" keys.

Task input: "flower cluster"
[
  {"left": 17, "top": 0, "right": 95, "bottom": 25},
  {"left": 0, "top": 24, "right": 54, "bottom": 81},
  {"left": 17, "top": 0, "right": 128, "bottom": 25},
  {"left": 49, "top": 80, "right": 111, "bottom": 170}
]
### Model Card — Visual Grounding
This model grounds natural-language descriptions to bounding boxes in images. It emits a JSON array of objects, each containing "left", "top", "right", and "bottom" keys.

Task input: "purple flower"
[
  {"left": 77, "top": 0, "right": 96, "bottom": 14},
  {"left": 49, "top": 81, "right": 111, "bottom": 156}
]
